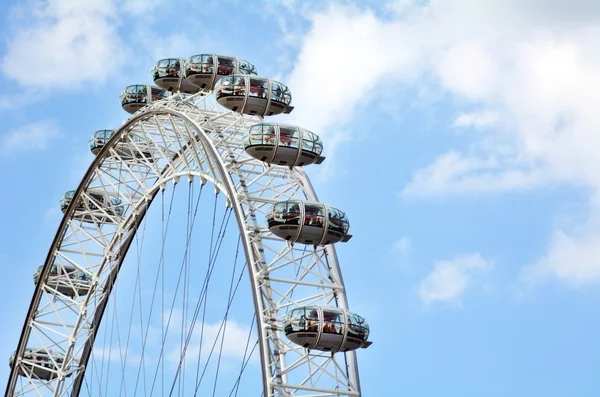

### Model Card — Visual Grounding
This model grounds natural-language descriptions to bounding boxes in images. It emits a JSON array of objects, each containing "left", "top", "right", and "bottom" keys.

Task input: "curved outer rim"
[{"left": 6, "top": 97, "right": 363, "bottom": 397}]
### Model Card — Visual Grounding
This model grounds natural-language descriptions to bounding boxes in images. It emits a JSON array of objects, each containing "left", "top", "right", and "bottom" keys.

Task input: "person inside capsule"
[
  {"left": 249, "top": 78, "right": 267, "bottom": 98},
  {"left": 304, "top": 204, "right": 324, "bottom": 227},
  {"left": 217, "top": 56, "right": 235, "bottom": 75},
  {"left": 307, "top": 308, "right": 319, "bottom": 331},
  {"left": 202, "top": 55, "right": 214, "bottom": 72}
]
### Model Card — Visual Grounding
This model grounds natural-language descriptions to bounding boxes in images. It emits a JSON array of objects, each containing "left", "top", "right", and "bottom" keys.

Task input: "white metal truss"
[{"left": 6, "top": 92, "right": 363, "bottom": 397}]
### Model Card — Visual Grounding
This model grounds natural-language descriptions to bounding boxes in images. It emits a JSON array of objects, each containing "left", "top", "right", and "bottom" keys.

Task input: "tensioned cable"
[
  {"left": 193, "top": 193, "right": 222, "bottom": 387},
  {"left": 116, "top": 231, "right": 143, "bottom": 397},
  {"left": 192, "top": 236, "right": 254, "bottom": 397},
  {"left": 324, "top": 252, "right": 351, "bottom": 380},
  {"left": 157, "top": 204, "right": 234, "bottom": 396},
  {"left": 211, "top": 235, "right": 244, "bottom": 397},
  {"left": 135, "top": 211, "right": 150, "bottom": 397},
  {"left": 169, "top": 223, "right": 241, "bottom": 396},
  {"left": 229, "top": 312, "right": 257, "bottom": 397},
  {"left": 179, "top": 181, "right": 193, "bottom": 397},
  {"left": 147, "top": 184, "right": 212, "bottom": 397},
  {"left": 132, "top": 186, "right": 177, "bottom": 397}
]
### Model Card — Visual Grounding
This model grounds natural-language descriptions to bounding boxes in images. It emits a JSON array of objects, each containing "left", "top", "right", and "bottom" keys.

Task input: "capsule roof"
[
  {"left": 184, "top": 54, "right": 257, "bottom": 90},
  {"left": 89, "top": 129, "right": 154, "bottom": 160},
  {"left": 120, "top": 84, "right": 168, "bottom": 114},
  {"left": 152, "top": 58, "right": 200, "bottom": 94},
  {"left": 33, "top": 264, "right": 91, "bottom": 297},
  {"left": 283, "top": 306, "right": 371, "bottom": 352},
  {"left": 60, "top": 190, "right": 124, "bottom": 222},
  {"left": 214, "top": 74, "right": 293, "bottom": 117},
  {"left": 244, "top": 123, "right": 324, "bottom": 167},
  {"left": 266, "top": 200, "right": 351, "bottom": 245},
  {"left": 9, "top": 348, "right": 70, "bottom": 380}
]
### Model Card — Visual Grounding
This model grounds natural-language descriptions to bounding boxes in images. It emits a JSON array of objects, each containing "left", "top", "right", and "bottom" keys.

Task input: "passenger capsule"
[
  {"left": 152, "top": 58, "right": 200, "bottom": 94},
  {"left": 9, "top": 348, "right": 71, "bottom": 380},
  {"left": 88, "top": 129, "right": 154, "bottom": 160},
  {"left": 33, "top": 264, "right": 91, "bottom": 297},
  {"left": 60, "top": 190, "right": 124, "bottom": 223},
  {"left": 244, "top": 123, "right": 324, "bottom": 167},
  {"left": 283, "top": 306, "right": 372, "bottom": 352},
  {"left": 184, "top": 53, "right": 257, "bottom": 90},
  {"left": 214, "top": 75, "right": 293, "bottom": 117},
  {"left": 120, "top": 84, "right": 168, "bottom": 114},
  {"left": 266, "top": 200, "right": 351, "bottom": 245}
]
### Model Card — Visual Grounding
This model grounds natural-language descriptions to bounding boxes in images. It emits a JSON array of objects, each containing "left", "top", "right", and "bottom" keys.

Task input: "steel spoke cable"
[
  {"left": 135, "top": 211, "right": 150, "bottom": 397},
  {"left": 147, "top": 183, "right": 208, "bottom": 397},
  {"left": 229, "top": 313, "right": 258, "bottom": 397},
  {"left": 230, "top": 340, "right": 259, "bottom": 397},
  {"left": 158, "top": 204, "right": 233, "bottom": 395},
  {"left": 211, "top": 235, "right": 243, "bottom": 397},
  {"left": 132, "top": 186, "right": 177, "bottom": 397},
  {"left": 117, "top": 236, "right": 143, "bottom": 397},
  {"left": 191, "top": 237, "right": 253, "bottom": 397},
  {"left": 88, "top": 285, "right": 105, "bottom": 397},
  {"left": 103, "top": 289, "right": 118, "bottom": 395},
  {"left": 179, "top": 182, "right": 192, "bottom": 397},
  {"left": 193, "top": 194, "right": 224, "bottom": 387}
]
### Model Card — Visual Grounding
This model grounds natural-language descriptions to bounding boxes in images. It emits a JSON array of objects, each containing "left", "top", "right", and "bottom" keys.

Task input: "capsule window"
[
  {"left": 348, "top": 313, "right": 369, "bottom": 340},
  {"left": 233, "top": 76, "right": 246, "bottom": 95},
  {"left": 262, "top": 124, "right": 276, "bottom": 144},
  {"left": 327, "top": 207, "right": 349, "bottom": 234},
  {"left": 273, "top": 201, "right": 301, "bottom": 226},
  {"left": 270, "top": 81, "right": 283, "bottom": 102},
  {"left": 249, "top": 77, "right": 267, "bottom": 98},
  {"left": 304, "top": 204, "right": 325, "bottom": 227},
  {"left": 279, "top": 126, "right": 298, "bottom": 148},
  {"left": 322, "top": 309, "right": 344, "bottom": 335},
  {"left": 217, "top": 56, "right": 235, "bottom": 75}
]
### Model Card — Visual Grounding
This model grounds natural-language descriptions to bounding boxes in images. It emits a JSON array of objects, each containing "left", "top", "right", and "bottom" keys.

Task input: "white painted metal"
[{"left": 6, "top": 92, "right": 364, "bottom": 397}]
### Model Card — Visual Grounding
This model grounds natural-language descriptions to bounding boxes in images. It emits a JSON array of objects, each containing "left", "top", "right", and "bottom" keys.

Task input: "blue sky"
[{"left": 1, "top": 0, "right": 600, "bottom": 395}]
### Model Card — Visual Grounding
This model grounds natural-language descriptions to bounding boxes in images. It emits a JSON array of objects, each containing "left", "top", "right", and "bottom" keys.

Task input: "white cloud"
[
  {"left": 453, "top": 111, "right": 500, "bottom": 129},
  {"left": 121, "top": 0, "right": 167, "bottom": 15},
  {"left": 520, "top": 231, "right": 600, "bottom": 287},
  {"left": 0, "top": 120, "right": 61, "bottom": 156},
  {"left": 1, "top": 0, "right": 127, "bottom": 89},
  {"left": 167, "top": 319, "right": 256, "bottom": 366},
  {"left": 284, "top": 1, "right": 600, "bottom": 195},
  {"left": 400, "top": 151, "right": 549, "bottom": 197},
  {"left": 285, "top": 4, "right": 425, "bottom": 143},
  {"left": 92, "top": 345, "right": 145, "bottom": 364},
  {"left": 390, "top": 236, "right": 412, "bottom": 256},
  {"left": 418, "top": 253, "right": 493, "bottom": 304}
]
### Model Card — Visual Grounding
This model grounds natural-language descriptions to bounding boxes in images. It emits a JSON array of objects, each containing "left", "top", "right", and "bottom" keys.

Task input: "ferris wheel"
[{"left": 6, "top": 54, "right": 372, "bottom": 397}]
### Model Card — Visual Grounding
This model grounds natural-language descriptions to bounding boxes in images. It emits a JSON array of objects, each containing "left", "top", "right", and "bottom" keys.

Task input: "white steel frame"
[{"left": 6, "top": 92, "right": 363, "bottom": 397}]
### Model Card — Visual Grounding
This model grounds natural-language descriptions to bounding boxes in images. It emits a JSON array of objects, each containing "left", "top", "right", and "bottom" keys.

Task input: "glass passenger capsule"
[
  {"left": 60, "top": 190, "right": 124, "bottom": 223},
  {"left": 152, "top": 58, "right": 200, "bottom": 94},
  {"left": 33, "top": 264, "right": 92, "bottom": 297},
  {"left": 120, "top": 84, "right": 168, "bottom": 114},
  {"left": 184, "top": 53, "right": 257, "bottom": 91},
  {"left": 244, "top": 123, "right": 325, "bottom": 167},
  {"left": 283, "top": 306, "right": 372, "bottom": 352},
  {"left": 88, "top": 129, "right": 154, "bottom": 160},
  {"left": 9, "top": 348, "right": 71, "bottom": 380},
  {"left": 214, "top": 75, "right": 293, "bottom": 117},
  {"left": 266, "top": 200, "right": 351, "bottom": 245}
]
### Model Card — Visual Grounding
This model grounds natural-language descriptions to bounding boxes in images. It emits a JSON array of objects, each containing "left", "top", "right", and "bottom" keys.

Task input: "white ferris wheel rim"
[{"left": 6, "top": 92, "right": 363, "bottom": 397}]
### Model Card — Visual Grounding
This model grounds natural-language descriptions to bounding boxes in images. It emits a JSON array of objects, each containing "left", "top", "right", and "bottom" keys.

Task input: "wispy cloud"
[
  {"left": 0, "top": 120, "right": 61, "bottom": 156},
  {"left": 1, "top": 0, "right": 128, "bottom": 89},
  {"left": 520, "top": 230, "right": 600, "bottom": 287},
  {"left": 167, "top": 319, "right": 257, "bottom": 367},
  {"left": 390, "top": 236, "right": 412, "bottom": 257},
  {"left": 418, "top": 253, "right": 493, "bottom": 305}
]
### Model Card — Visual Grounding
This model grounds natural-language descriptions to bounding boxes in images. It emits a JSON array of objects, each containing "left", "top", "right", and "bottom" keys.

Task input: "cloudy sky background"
[{"left": 1, "top": 0, "right": 600, "bottom": 395}]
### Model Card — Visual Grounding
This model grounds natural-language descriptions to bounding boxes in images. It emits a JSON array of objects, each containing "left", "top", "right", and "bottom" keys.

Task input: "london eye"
[{"left": 6, "top": 53, "right": 371, "bottom": 397}]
